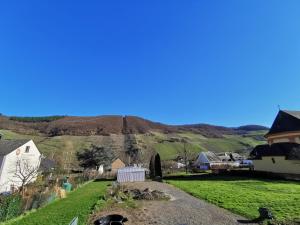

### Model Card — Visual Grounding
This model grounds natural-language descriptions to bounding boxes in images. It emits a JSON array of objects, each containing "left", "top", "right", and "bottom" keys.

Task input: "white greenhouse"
[{"left": 117, "top": 167, "right": 146, "bottom": 183}]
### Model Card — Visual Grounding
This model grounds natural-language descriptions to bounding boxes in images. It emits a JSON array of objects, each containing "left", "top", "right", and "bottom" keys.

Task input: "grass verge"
[{"left": 167, "top": 176, "right": 300, "bottom": 222}]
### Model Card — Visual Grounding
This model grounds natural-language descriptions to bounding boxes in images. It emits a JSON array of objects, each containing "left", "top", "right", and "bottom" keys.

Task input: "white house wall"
[
  {"left": 0, "top": 140, "right": 41, "bottom": 193},
  {"left": 253, "top": 156, "right": 300, "bottom": 175},
  {"left": 0, "top": 156, "right": 4, "bottom": 171}
]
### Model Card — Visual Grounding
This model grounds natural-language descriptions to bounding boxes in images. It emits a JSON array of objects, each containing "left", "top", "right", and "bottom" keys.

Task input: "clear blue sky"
[{"left": 1, "top": 1, "right": 300, "bottom": 127}]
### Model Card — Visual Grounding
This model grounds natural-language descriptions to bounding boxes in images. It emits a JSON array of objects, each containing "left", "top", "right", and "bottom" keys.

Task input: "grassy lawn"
[
  {"left": 4, "top": 181, "right": 109, "bottom": 225},
  {"left": 168, "top": 176, "right": 300, "bottom": 222}
]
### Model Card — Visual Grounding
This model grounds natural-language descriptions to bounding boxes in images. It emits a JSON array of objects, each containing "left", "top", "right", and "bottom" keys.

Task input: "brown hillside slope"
[{"left": 0, "top": 115, "right": 268, "bottom": 137}]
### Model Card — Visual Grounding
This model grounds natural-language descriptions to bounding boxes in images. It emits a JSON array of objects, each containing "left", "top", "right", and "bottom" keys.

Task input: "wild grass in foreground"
[
  {"left": 4, "top": 181, "right": 109, "bottom": 225},
  {"left": 168, "top": 176, "right": 300, "bottom": 222}
]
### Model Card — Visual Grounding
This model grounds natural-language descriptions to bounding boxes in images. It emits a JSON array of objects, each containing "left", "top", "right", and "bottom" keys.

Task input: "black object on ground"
[
  {"left": 238, "top": 207, "right": 274, "bottom": 224},
  {"left": 94, "top": 214, "right": 128, "bottom": 225},
  {"left": 258, "top": 207, "right": 273, "bottom": 220}
]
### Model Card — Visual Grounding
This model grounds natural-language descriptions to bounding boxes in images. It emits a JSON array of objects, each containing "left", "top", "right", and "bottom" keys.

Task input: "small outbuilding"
[
  {"left": 117, "top": 167, "right": 146, "bottom": 183},
  {"left": 111, "top": 158, "right": 126, "bottom": 172}
]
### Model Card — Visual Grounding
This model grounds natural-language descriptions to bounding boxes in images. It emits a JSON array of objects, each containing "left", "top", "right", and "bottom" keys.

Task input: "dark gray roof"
[
  {"left": 283, "top": 110, "right": 300, "bottom": 120},
  {"left": 40, "top": 158, "right": 56, "bottom": 172},
  {"left": 0, "top": 139, "right": 31, "bottom": 156},
  {"left": 266, "top": 110, "right": 300, "bottom": 136},
  {"left": 250, "top": 142, "right": 300, "bottom": 160}
]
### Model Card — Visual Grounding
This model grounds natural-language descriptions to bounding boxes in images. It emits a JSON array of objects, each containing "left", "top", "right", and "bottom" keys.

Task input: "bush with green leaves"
[{"left": 0, "top": 194, "right": 22, "bottom": 222}]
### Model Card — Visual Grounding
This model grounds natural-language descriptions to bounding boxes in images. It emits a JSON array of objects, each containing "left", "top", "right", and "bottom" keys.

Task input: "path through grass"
[
  {"left": 5, "top": 181, "right": 109, "bottom": 225},
  {"left": 168, "top": 176, "right": 300, "bottom": 222}
]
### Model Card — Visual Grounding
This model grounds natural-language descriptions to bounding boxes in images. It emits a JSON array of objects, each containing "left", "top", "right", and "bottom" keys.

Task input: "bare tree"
[
  {"left": 179, "top": 139, "right": 197, "bottom": 174},
  {"left": 10, "top": 158, "right": 41, "bottom": 196}
]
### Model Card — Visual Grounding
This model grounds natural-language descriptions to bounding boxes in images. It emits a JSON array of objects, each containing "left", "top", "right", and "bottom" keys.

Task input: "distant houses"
[
  {"left": 250, "top": 110, "right": 300, "bottom": 175},
  {"left": 193, "top": 151, "right": 246, "bottom": 171},
  {"left": 0, "top": 139, "right": 41, "bottom": 193}
]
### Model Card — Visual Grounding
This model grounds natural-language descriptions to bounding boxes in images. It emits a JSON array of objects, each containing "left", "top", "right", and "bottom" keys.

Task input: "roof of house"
[
  {"left": 217, "top": 152, "right": 244, "bottom": 160},
  {"left": 283, "top": 110, "right": 300, "bottom": 119},
  {"left": 112, "top": 157, "right": 124, "bottom": 163},
  {"left": 250, "top": 142, "right": 300, "bottom": 160},
  {"left": 40, "top": 158, "right": 56, "bottom": 172},
  {"left": 202, "top": 151, "right": 221, "bottom": 162},
  {"left": 0, "top": 139, "right": 31, "bottom": 156},
  {"left": 267, "top": 110, "right": 300, "bottom": 136}
]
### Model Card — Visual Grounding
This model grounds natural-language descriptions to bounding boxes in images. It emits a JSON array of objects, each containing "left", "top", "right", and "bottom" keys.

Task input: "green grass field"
[
  {"left": 168, "top": 176, "right": 300, "bottom": 222},
  {"left": 4, "top": 181, "right": 109, "bottom": 225}
]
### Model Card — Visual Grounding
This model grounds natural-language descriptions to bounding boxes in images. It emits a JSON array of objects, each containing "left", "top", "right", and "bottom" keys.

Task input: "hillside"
[
  {"left": 0, "top": 115, "right": 268, "bottom": 168},
  {"left": 0, "top": 115, "right": 268, "bottom": 137}
]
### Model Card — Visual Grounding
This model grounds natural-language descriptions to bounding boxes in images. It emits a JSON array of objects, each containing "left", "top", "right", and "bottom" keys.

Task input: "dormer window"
[{"left": 25, "top": 146, "right": 30, "bottom": 153}]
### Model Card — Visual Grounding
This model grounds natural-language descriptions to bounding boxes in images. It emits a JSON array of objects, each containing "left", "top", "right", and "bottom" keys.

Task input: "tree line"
[{"left": 9, "top": 116, "right": 66, "bottom": 123}]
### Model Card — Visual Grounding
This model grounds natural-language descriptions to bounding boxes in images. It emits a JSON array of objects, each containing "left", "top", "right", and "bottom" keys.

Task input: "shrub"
[{"left": 0, "top": 194, "right": 22, "bottom": 222}]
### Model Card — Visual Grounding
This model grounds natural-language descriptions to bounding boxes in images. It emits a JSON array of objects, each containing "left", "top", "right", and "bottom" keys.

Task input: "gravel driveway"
[{"left": 90, "top": 181, "right": 257, "bottom": 225}]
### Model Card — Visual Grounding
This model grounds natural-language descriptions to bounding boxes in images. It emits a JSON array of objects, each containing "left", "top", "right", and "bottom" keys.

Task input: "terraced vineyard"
[{"left": 0, "top": 126, "right": 266, "bottom": 167}]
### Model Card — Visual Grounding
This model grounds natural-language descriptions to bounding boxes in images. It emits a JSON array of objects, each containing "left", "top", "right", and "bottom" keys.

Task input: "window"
[
  {"left": 271, "top": 158, "right": 276, "bottom": 164},
  {"left": 25, "top": 146, "right": 30, "bottom": 153}
]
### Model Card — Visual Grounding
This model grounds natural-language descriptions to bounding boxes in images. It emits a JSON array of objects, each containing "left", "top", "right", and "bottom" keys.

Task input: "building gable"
[
  {"left": 0, "top": 140, "right": 41, "bottom": 193},
  {"left": 0, "top": 140, "right": 32, "bottom": 156},
  {"left": 267, "top": 110, "right": 300, "bottom": 136},
  {"left": 111, "top": 158, "right": 125, "bottom": 170}
]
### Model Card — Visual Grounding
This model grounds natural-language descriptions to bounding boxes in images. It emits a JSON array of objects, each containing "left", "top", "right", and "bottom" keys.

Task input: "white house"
[
  {"left": 250, "top": 143, "right": 300, "bottom": 175},
  {"left": 194, "top": 151, "right": 221, "bottom": 170},
  {"left": 0, "top": 139, "right": 41, "bottom": 193}
]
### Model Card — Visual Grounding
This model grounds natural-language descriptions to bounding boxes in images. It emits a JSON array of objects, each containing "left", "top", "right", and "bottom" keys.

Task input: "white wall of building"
[
  {"left": 253, "top": 156, "right": 300, "bottom": 175},
  {"left": 0, "top": 140, "right": 41, "bottom": 193}
]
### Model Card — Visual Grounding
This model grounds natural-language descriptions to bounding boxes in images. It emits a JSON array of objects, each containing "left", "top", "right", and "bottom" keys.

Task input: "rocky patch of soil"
[{"left": 124, "top": 188, "right": 170, "bottom": 201}]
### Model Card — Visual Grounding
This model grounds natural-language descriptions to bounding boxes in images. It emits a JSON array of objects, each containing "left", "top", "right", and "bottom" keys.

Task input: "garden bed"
[{"left": 3, "top": 181, "right": 109, "bottom": 225}]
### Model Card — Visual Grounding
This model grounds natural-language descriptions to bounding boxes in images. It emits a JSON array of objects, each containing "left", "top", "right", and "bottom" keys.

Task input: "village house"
[
  {"left": 194, "top": 151, "right": 222, "bottom": 170},
  {"left": 0, "top": 139, "right": 41, "bottom": 193},
  {"left": 111, "top": 158, "right": 126, "bottom": 172},
  {"left": 250, "top": 110, "right": 300, "bottom": 175},
  {"left": 250, "top": 142, "right": 300, "bottom": 174},
  {"left": 265, "top": 110, "right": 300, "bottom": 144},
  {"left": 194, "top": 151, "right": 250, "bottom": 172},
  {"left": 216, "top": 152, "right": 244, "bottom": 161}
]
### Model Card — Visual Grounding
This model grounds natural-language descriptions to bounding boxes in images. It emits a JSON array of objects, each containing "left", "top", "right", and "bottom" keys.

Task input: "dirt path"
[{"left": 91, "top": 181, "right": 257, "bottom": 225}]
